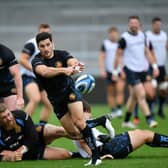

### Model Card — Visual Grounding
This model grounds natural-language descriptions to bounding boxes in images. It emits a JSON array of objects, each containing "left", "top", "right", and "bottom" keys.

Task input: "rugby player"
[
  {"left": 99, "top": 27, "right": 125, "bottom": 118},
  {"left": 146, "top": 17, "right": 168, "bottom": 118},
  {"left": 19, "top": 24, "right": 52, "bottom": 124},
  {"left": 113, "top": 16, "right": 159, "bottom": 128},
  {"left": 0, "top": 44, "right": 24, "bottom": 111},
  {"left": 31, "top": 32, "right": 101, "bottom": 165}
]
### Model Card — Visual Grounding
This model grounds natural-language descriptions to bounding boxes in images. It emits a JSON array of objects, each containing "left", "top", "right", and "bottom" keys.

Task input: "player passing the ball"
[{"left": 31, "top": 32, "right": 101, "bottom": 166}]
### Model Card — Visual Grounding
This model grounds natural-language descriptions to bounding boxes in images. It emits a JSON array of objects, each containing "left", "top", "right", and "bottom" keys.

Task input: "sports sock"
[
  {"left": 133, "top": 104, "right": 139, "bottom": 118},
  {"left": 81, "top": 125, "right": 100, "bottom": 163},
  {"left": 124, "top": 112, "right": 132, "bottom": 122},
  {"left": 39, "top": 120, "right": 47, "bottom": 125},
  {"left": 146, "top": 115, "right": 153, "bottom": 124},
  {"left": 147, "top": 99, "right": 155, "bottom": 116},
  {"left": 86, "top": 116, "right": 106, "bottom": 128},
  {"left": 158, "top": 95, "right": 165, "bottom": 113},
  {"left": 147, "top": 133, "right": 168, "bottom": 147}
]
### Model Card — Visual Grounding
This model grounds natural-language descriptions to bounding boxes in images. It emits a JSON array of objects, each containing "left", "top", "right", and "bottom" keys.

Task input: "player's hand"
[
  {"left": 73, "top": 62, "right": 85, "bottom": 73},
  {"left": 16, "top": 97, "right": 24, "bottom": 110},
  {"left": 0, "top": 150, "right": 22, "bottom": 162},
  {"left": 153, "top": 68, "right": 159, "bottom": 78},
  {"left": 65, "top": 67, "right": 75, "bottom": 76}
]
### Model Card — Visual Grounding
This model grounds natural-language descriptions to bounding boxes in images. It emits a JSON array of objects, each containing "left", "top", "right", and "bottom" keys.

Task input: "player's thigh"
[
  {"left": 43, "top": 124, "right": 67, "bottom": 144},
  {"left": 134, "top": 83, "right": 146, "bottom": 99},
  {"left": 43, "top": 146, "right": 71, "bottom": 160},
  {"left": 116, "top": 78, "right": 125, "bottom": 93},
  {"left": 25, "top": 82, "right": 41, "bottom": 102},
  {"left": 106, "top": 84, "right": 115, "bottom": 96},
  {"left": 143, "top": 81, "right": 155, "bottom": 98},
  {"left": 40, "top": 90, "right": 52, "bottom": 108},
  {"left": 128, "top": 129, "right": 153, "bottom": 150},
  {"left": 3, "top": 95, "right": 17, "bottom": 111},
  {"left": 60, "top": 112, "right": 81, "bottom": 137},
  {"left": 68, "top": 101, "right": 86, "bottom": 126}
]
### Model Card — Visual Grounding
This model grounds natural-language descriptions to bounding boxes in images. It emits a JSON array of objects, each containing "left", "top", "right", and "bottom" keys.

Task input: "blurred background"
[{"left": 1, "top": 0, "right": 168, "bottom": 103}]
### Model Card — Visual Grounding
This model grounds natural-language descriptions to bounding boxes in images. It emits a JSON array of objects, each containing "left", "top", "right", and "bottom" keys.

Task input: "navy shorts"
[
  {"left": 124, "top": 66, "right": 151, "bottom": 86},
  {"left": 100, "top": 132, "right": 133, "bottom": 159},
  {"left": 23, "top": 124, "right": 46, "bottom": 160},
  {"left": 105, "top": 71, "right": 122, "bottom": 85},
  {"left": 49, "top": 86, "right": 83, "bottom": 119},
  {"left": 22, "top": 75, "right": 43, "bottom": 91},
  {"left": 149, "top": 66, "right": 166, "bottom": 82}
]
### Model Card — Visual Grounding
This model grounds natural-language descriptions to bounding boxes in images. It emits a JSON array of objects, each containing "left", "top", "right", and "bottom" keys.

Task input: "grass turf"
[{"left": 1, "top": 104, "right": 168, "bottom": 168}]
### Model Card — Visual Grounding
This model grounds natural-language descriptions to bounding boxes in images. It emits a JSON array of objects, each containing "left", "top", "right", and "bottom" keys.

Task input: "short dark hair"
[
  {"left": 152, "top": 17, "right": 162, "bottom": 23},
  {"left": 36, "top": 32, "right": 52, "bottom": 45},
  {"left": 108, "top": 27, "right": 118, "bottom": 33},
  {"left": 128, "top": 15, "right": 140, "bottom": 21}
]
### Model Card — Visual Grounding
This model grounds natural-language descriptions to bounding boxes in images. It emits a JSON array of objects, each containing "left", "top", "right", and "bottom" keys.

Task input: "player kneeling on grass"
[
  {"left": 73, "top": 101, "right": 168, "bottom": 160},
  {"left": 0, "top": 102, "right": 75, "bottom": 162},
  {"left": 0, "top": 101, "right": 114, "bottom": 163}
]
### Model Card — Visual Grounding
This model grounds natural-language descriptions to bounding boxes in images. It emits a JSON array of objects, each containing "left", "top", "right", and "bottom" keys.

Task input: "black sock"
[
  {"left": 158, "top": 96, "right": 165, "bottom": 113},
  {"left": 146, "top": 115, "right": 153, "bottom": 124},
  {"left": 133, "top": 104, "right": 139, "bottom": 118},
  {"left": 147, "top": 99, "right": 154, "bottom": 116},
  {"left": 39, "top": 120, "right": 47, "bottom": 125},
  {"left": 86, "top": 116, "right": 106, "bottom": 128},
  {"left": 81, "top": 125, "right": 99, "bottom": 163},
  {"left": 71, "top": 152, "right": 82, "bottom": 158},
  {"left": 124, "top": 112, "right": 132, "bottom": 122},
  {"left": 116, "top": 105, "right": 121, "bottom": 110},
  {"left": 147, "top": 133, "right": 168, "bottom": 147}
]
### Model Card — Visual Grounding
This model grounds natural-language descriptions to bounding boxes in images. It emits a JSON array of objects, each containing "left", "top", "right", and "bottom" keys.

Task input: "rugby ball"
[{"left": 75, "top": 74, "right": 96, "bottom": 95}]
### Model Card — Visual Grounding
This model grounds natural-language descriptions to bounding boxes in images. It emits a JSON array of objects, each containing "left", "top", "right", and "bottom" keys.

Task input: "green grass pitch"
[{"left": 1, "top": 104, "right": 168, "bottom": 168}]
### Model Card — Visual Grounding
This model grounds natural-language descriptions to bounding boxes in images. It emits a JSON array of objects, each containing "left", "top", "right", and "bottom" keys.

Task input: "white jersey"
[
  {"left": 121, "top": 31, "right": 149, "bottom": 72},
  {"left": 146, "top": 30, "right": 167, "bottom": 66},
  {"left": 20, "top": 37, "right": 39, "bottom": 77},
  {"left": 73, "top": 128, "right": 103, "bottom": 158},
  {"left": 102, "top": 39, "right": 120, "bottom": 73}
]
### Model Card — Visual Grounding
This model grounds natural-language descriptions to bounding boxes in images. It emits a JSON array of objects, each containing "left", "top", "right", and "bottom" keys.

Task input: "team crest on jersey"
[
  {"left": 11, "top": 88, "right": 17, "bottom": 94},
  {"left": 69, "top": 93, "right": 76, "bottom": 101},
  {"left": 55, "top": 61, "right": 63, "bottom": 68}
]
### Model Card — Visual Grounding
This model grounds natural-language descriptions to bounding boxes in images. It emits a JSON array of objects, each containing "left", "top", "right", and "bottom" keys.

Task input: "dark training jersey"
[
  {"left": 31, "top": 50, "right": 74, "bottom": 97},
  {"left": 0, "top": 110, "right": 44, "bottom": 160},
  {"left": 0, "top": 44, "right": 18, "bottom": 96}
]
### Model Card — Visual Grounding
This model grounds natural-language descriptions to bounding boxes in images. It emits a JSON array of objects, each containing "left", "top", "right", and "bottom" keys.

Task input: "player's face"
[
  {"left": 152, "top": 21, "right": 162, "bottom": 34},
  {"left": 0, "top": 109, "right": 15, "bottom": 129},
  {"left": 128, "top": 19, "right": 140, "bottom": 34},
  {"left": 38, "top": 38, "right": 54, "bottom": 59},
  {"left": 109, "top": 31, "right": 119, "bottom": 42}
]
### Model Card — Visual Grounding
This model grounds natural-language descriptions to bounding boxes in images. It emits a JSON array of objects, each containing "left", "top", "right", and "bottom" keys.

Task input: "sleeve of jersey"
[
  {"left": 22, "top": 43, "right": 35, "bottom": 56},
  {"left": 62, "top": 51, "right": 74, "bottom": 63},
  {"left": 4, "top": 48, "right": 18, "bottom": 67},
  {"left": 118, "top": 38, "right": 126, "bottom": 49},
  {"left": 149, "top": 41, "right": 153, "bottom": 50},
  {"left": 22, "top": 113, "right": 39, "bottom": 150},
  {"left": 100, "top": 44, "right": 106, "bottom": 52},
  {"left": 31, "top": 56, "right": 44, "bottom": 72}
]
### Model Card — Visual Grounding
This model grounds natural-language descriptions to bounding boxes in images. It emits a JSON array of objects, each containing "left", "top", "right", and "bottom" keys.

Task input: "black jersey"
[
  {"left": 0, "top": 110, "right": 42, "bottom": 160},
  {"left": 31, "top": 50, "right": 74, "bottom": 97},
  {"left": 0, "top": 44, "right": 18, "bottom": 85}
]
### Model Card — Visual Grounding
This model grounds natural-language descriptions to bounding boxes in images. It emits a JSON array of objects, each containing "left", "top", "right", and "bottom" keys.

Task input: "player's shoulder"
[
  {"left": 0, "top": 44, "right": 15, "bottom": 60},
  {"left": 12, "top": 110, "right": 29, "bottom": 121},
  {"left": 26, "top": 37, "right": 36, "bottom": 45},
  {"left": 145, "top": 30, "right": 152, "bottom": 35},
  {"left": 160, "top": 30, "right": 167, "bottom": 36},
  {"left": 54, "top": 49, "right": 69, "bottom": 55}
]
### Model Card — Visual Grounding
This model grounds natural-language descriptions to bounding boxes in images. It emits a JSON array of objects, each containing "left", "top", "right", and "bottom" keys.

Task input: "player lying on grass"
[
  {"left": 73, "top": 101, "right": 168, "bottom": 160},
  {"left": 0, "top": 102, "right": 113, "bottom": 162}
]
